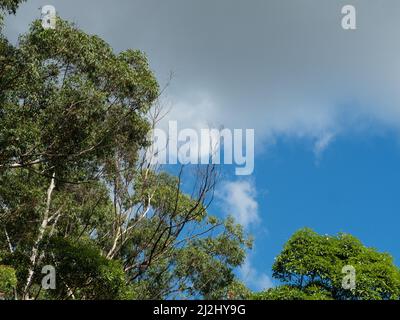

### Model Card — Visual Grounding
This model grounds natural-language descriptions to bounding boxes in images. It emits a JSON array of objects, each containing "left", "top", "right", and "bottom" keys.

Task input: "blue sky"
[
  {"left": 237, "top": 132, "right": 400, "bottom": 289},
  {"left": 5, "top": 0, "right": 400, "bottom": 292},
  {"left": 207, "top": 130, "right": 400, "bottom": 290}
]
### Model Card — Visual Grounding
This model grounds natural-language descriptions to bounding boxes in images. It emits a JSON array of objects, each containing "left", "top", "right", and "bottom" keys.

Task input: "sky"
[{"left": 4, "top": 0, "right": 400, "bottom": 291}]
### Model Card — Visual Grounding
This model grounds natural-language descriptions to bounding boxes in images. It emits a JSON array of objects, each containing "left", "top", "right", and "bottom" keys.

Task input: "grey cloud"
[{"left": 5, "top": 0, "right": 400, "bottom": 149}]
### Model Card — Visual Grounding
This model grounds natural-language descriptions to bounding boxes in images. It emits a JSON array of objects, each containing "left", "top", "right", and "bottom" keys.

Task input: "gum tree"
[
  {"left": 0, "top": 3, "right": 251, "bottom": 300},
  {"left": 0, "top": 0, "right": 24, "bottom": 300}
]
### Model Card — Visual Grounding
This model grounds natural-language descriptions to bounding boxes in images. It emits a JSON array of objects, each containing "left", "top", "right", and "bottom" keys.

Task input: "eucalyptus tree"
[{"left": 0, "top": 3, "right": 251, "bottom": 300}]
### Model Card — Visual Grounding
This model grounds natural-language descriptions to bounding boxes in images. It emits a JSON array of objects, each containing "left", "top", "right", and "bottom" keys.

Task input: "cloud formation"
[
  {"left": 217, "top": 180, "right": 260, "bottom": 228},
  {"left": 6, "top": 0, "right": 400, "bottom": 154},
  {"left": 314, "top": 132, "right": 336, "bottom": 160},
  {"left": 240, "top": 257, "right": 273, "bottom": 291}
]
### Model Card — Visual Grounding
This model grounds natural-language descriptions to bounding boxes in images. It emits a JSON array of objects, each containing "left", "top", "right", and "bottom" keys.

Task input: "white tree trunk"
[{"left": 23, "top": 172, "right": 56, "bottom": 300}]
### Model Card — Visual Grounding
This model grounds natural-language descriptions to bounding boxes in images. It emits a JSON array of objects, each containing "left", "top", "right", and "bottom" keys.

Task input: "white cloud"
[
  {"left": 151, "top": 92, "right": 222, "bottom": 162},
  {"left": 217, "top": 179, "right": 260, "bottom": 228},
  {"left": 240, "top": 257, "right": 273, "bottom": 291},
  {"left": 160, "top": 92, "right": 221, "bottom": 132},
  {"left": 313, "top": 132, "right": 335, "bottom": 159}
]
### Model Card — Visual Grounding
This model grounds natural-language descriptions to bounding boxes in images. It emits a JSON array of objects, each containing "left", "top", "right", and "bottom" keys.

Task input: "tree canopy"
[
  {"left": 0, "top": 2, "right": 251, "bottom": 300},
  {"left": 253, "top": 228, "right": 400, "bottom": 300}
]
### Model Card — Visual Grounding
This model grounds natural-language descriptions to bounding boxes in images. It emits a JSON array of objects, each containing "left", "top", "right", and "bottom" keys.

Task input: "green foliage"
[
  {"left": 1, "top": 18, "right": 158, "bottom": 179},
  {"left": 0, "top": 4, "right": 251, "bottom": 300},
  {"left": 174, "top": 233, "right": 244, "bottom": 299},
  {"left": 253, "top": 228, "right": 400, "bottom": 300},
  {"left": 0, "top": 265, "right": 17, "bottom": 298},
  {"left": 253, "top": 285, "right": 332, "bottom": 300},
  {"left": 41, "top": 238, "right": 130, "bottom": 300},
  {"left": 119, "top": 210, "right": 251, "bottom": 300},
  {"left": 0, "top": 0, "right": 25, "bottom": 14}
]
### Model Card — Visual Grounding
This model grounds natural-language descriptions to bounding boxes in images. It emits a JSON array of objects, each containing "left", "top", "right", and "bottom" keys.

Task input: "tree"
[
  {"left": 0, "top": 0, "right": 25, "bottom": 15},
  {"left": 253, "top": 228, "right": 400, "bottom": 300},
  {"left": 0, "top": 4, "right": 251, "bottom": 300},
  {"left": 0, "top": 0, "right": 25, "bottom": 300}
]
